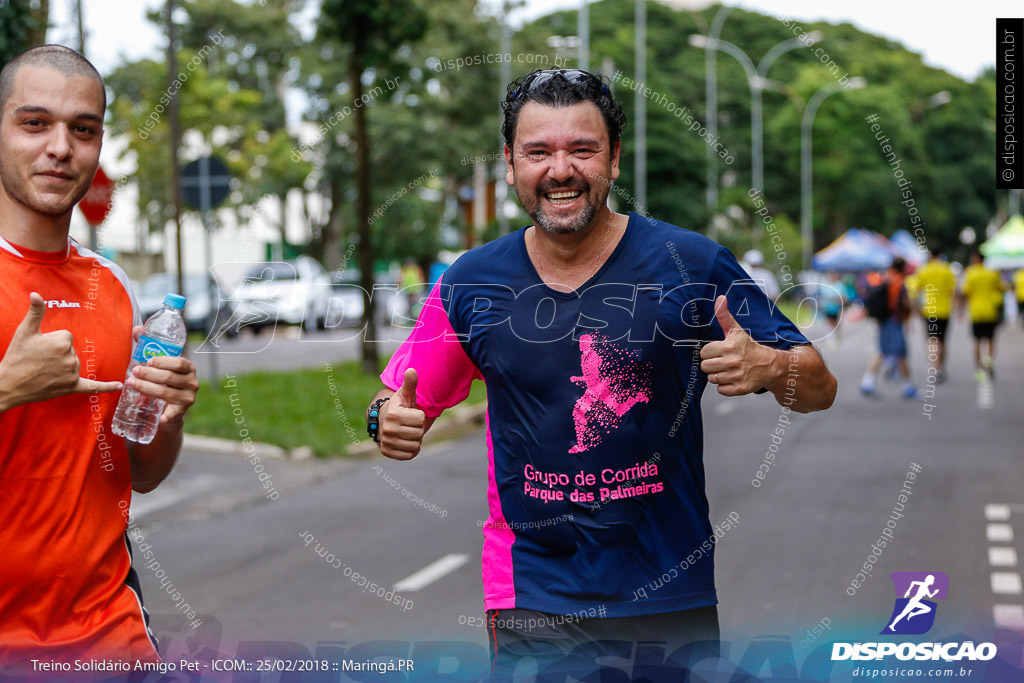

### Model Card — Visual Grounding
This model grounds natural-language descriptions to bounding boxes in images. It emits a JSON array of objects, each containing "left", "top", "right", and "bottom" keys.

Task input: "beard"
[
  {"left": 536, "top": 200, "right": 595, "bottom": 235},
  {"left": 515, "top": 175, "right": 605, "bottom": 235},
  {"left": 0, "top": 154, "right": 88, "bottom": 218}
]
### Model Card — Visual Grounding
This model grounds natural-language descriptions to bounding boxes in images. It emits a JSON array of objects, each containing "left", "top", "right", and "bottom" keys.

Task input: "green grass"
[
  {"left": 775, "top": 300, "right": 818, "bottom": 328},
  {"left": 186, "top": 361, "right": 486, "bottom": 457}
]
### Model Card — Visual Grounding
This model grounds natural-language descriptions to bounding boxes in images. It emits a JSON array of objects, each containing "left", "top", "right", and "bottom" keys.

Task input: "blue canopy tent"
[
  {"left": 812, "top": 229, "right": 895, "bottom": 271},
  {"left": 889, "top": 230, "right": 928, "bottom": 266}
]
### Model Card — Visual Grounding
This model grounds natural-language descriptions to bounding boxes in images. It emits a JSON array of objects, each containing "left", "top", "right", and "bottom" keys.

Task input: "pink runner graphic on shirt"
[{"left": 568, "top": 333, "right": 652, "bottom": 453}]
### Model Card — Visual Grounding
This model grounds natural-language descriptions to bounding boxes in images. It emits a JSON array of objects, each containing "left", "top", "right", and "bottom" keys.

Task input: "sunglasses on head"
[{"left": 511, "top": 69, "right": 611, "bottom": 99}]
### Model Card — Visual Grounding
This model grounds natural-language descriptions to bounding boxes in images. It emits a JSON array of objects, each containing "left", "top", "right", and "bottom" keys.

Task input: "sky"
[
  {"left": 48, "top": 0, "right": 1018, "bottom": 83},
  {"left": 716, "top": 0, "right": 1022, "bottom": 82},
  {"left": 509, "top": 0, "right": 1018, "bottom": 82}
]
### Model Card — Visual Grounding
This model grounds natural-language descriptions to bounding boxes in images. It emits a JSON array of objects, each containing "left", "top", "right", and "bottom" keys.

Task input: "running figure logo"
[
  {"left": 568, "top": 333, "right": 652, "bottom": 453},
  {"left": 881, "top": 571, "right": 949, "bottom": 635}
]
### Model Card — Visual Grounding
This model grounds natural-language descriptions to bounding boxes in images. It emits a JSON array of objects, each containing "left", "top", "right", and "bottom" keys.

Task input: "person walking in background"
[
  {"left": 398, "top": 258, "right": 425, "bottom": 319},
  {"left": 960, "top": 252, "right": 1007, "bottom": 380},
  {"left": 739, "top": 249, "right": 781, "bottom": 301},
  {"left": 817, "top": 270, "right": 848, "bottom": 351},
  {"left": 913, "top": 246, "right": 956, "bottom": 382},
  {"left": 860, "top": 257, "right": 920, "bottom": 399},
  {"left": 1013, "top": 266, "right": 1024, "bottom": 329}
]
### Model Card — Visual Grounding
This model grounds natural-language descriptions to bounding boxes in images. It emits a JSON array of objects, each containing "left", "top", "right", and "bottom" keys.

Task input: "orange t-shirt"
[
  {"left": 0, "top": 235, "right": 159, "bottom": 668},
  {"left": 887, "top": 274, "right": 908, "bottom": 321}
]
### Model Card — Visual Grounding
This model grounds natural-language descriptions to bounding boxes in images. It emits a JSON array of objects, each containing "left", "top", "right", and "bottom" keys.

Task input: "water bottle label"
[{"left": 132, "top": 335, "right": 183, "bottom": 364}]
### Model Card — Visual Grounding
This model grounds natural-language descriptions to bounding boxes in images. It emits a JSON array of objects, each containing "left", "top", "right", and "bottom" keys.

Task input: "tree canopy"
[{"left": 102, "top": 0, "right": 998, "bottom": 274}]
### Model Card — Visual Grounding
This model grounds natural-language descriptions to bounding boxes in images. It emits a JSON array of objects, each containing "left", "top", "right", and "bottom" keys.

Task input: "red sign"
[{"left": 79, "top": 166, "right": 115, "bottom": 226}]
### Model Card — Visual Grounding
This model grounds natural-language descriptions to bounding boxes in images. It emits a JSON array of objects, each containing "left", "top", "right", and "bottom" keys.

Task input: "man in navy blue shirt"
[{"left": 367, "top": 69, "right": 836, "bottom": 679}]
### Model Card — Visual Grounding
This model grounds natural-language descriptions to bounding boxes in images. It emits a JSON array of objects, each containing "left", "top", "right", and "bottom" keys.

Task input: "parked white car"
[
  {"left": 328, "top": 268, "right": 406, "bottom": 328},
  {"left": 230, "top": 256, "right": 334, "bottom": 333}
]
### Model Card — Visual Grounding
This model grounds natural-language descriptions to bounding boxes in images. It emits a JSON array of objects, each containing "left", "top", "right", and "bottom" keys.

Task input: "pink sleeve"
[{"left": 380, "top": 278, "right": 483, "bottom": 418}]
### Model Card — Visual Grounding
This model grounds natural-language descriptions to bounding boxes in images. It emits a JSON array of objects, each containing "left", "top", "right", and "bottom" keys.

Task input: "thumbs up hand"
[
  {"left": 713, "top": 294, "right": 741, "bottom": 337},
  {"left": 379, "top": 368, "right": 427, "bottom": 460},
  {"left": 0, "top": 293, "right": 123, "bottom": 412},
  {"left": 699, "top": 295, "right": 774, "bottom": 396}
]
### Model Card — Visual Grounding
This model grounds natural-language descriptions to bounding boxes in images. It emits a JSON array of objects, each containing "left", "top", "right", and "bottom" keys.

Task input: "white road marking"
[
  {"left": 987, "top": 523, "right": 1015, "bottom": 543},
  {"left": 131, "top": 474, "right": 222, "bottom": 519},
  {"left": 713, "top": 401, "right": 738, "bottom": 415},
  {"left": 977, "top": 377, "right": 994, "bottom": 409},
  {"left": 986, "top": 506, "right": 1022, "bottom": 631},
  {"left": 393, "top": 553, "right": 470, "bottom": 592},
  {"left": 989, "top": 547, "right": 1019, "bottom": 567},
  {"left": 991, "top": 572, "right": 1023, "bottom": 595},
  {"left": 993, "top": 604, "right": 1024, "bottom": 630},
  {"left": 986, "top": 504, "right": 1012, "bottom": 521}
]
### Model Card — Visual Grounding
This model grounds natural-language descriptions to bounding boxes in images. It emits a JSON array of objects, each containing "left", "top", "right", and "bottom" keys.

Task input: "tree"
[
  {"left": 318, "top": 0, "right": 427, "bottom": 375},
  {"left": 0, "top": 0, "right": 49, "bottom": 68},
  {"left": 105, "top": 1, "right": 312, "bottom": 254},
  {"left": 517, "top": 1, "right": 996, "bottom": 261}
]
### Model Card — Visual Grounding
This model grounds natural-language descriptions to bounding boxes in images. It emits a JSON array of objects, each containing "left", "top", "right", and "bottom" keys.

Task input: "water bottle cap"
[{"left": 164, "top": 293, "right": 187, "bottom": 309}]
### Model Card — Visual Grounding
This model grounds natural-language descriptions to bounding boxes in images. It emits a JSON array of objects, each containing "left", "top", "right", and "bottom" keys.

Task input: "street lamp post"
[
  {"left": 752, "top": 32, "right": 822, "bottom": 193},
  {"left": 689, "top": 31, "right": 822, "bottom": 195},
  {"left": 635, "top": 0, "right": 646, "bottom": 211},
  {"left": 578, "top": 0, "right": 589, "bottom": 72},
  {"left": 497, "top": 0, "right": 512, "bottom": 236},
  {"left": 700, "top": 6, "right": 732, "bottom": 226},
  {"left": 801, "top": 78, "right": 867, "bottom": 270}
]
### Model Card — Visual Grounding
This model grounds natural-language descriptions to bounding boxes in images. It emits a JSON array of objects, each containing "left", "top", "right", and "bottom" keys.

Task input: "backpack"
[{"left": 863, "top": 282, "right": 891, "bottom": 320}]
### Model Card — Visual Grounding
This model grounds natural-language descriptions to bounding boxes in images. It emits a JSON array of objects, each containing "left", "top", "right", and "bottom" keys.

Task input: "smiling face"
[
  {"left": 0, "top": 64, "right": 105, "bottom": 220},
  {"left": 505, "top": 101, "right": 620, "bottom": 235}
]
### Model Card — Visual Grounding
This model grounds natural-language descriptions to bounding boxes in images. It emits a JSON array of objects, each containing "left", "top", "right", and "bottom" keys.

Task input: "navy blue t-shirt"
[{"left": 382, "top": 212, "right": 809, "bottom": 617}]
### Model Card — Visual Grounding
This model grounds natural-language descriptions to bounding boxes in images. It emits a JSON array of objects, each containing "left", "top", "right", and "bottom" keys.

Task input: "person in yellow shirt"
[
  {"left": 1014, "top": 267, "right": 1024, "bottom": 329},
  {"left": 914, "top": 247, "right": 956, "bottom": 382},
  {"left": 904, "top": 270, "right": 920, "bottom": 307},
  {"left": 399, "top": 258, "right": 426, "bottom": 318},
  {"left": 960, "top": 252, "right": 1007, "bottom": 380}
]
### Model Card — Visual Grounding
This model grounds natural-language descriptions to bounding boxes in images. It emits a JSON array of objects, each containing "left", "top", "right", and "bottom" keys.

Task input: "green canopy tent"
[{"left": 980, "top": 214, "right": 1024, "bottom": 269}]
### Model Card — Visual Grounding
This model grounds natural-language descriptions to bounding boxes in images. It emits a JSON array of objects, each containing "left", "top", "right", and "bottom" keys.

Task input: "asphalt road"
[{"left": 133, "top": 315, "right": 1024, "bottom": 680}]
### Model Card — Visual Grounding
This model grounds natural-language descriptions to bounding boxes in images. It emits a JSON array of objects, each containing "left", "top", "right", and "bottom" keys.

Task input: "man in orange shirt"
[
  {"left": 0, "top": 46, "right": 199, "bottom": 669},
  {"left": 859, "top": 257, "right": 920, "bottom": 399}
]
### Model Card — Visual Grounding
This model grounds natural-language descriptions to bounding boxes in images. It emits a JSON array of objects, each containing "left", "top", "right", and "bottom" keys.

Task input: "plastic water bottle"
[{"left": 112, "top": 293, "right": 187, "bottom": 444}]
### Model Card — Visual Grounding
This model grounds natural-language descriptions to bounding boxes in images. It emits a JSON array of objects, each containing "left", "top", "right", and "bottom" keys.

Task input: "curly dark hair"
[{"left": 501, "top": 69, "right": 627, "bottom": 149}]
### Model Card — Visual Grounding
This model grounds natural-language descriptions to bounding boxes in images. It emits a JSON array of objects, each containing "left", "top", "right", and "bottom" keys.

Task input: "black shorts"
[
  {"left": 926, "top": 317, "right": 949, "bottom": 342},
  {"left": 972, "top": 321, "right": 997, "bottom": 339},
  {"left": 486, "top": 605, "right": 720, "bottom": 681}
]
